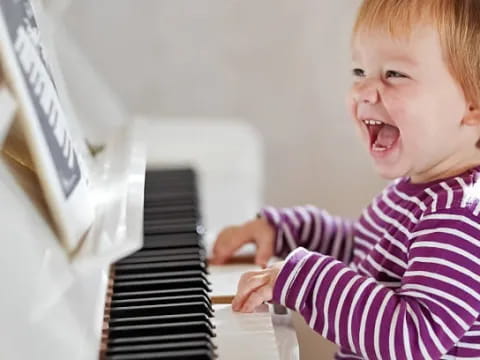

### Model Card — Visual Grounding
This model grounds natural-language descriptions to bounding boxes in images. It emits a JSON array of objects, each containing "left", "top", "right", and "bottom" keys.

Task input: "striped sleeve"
[
  {"left": 260, "top": 205, "right": 355, "bottom": 263},
  {"left": 272, "top": 208, "right": 480, "bottom": 359}
]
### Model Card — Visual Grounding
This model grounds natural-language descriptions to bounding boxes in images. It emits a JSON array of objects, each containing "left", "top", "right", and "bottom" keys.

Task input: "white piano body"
[{"left": 0, "top": 1, "right": 298, "bottom": 359}]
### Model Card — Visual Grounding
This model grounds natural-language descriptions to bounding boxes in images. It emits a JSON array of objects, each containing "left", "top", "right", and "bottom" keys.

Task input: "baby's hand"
[
  {"left": 210, "top": 217, "right": 275, "bottom": 268},
  {"left": 231, "top": 261, "right": 284, "bottom": 313}
]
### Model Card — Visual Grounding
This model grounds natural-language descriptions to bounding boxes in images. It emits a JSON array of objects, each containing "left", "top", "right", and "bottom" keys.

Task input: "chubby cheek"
[
  {"left": 382, "top": 87, "right": 419, "bottom": 146},
  {"left": 345, "top": 90, "right": 368, "bottom": 142}
]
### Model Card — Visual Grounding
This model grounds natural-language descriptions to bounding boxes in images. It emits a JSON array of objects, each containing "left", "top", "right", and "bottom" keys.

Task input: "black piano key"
[
  {"left": 144, "top": 224, "right": 201, "bottom": 235},
  {"left": 143, "top": 232, "right": 202, "bottom": 241},
  {"left": 107, "top": 346, "right": 215, "bottom": 360},
  {"left": 145, "top": 205, "right": 197, "bottom": 211},
  {"left": 113, "top": 278, "right": 211, "bottom": 293},
  {"left": 115, "top": 259, "right": 206, "bottom": 274},
  {"left": 142, "top": 237, "right": 204, "bottom": 250},
  {"left": 143, "top": 219, "right": 199, "bottom": 228},
  {"left": 107, "top": 348, "right": 214, "bottom": 360},
  {"left": 110, "top": 302, "right": 214, "bottom": 318},
  {"left": 144, "top": 195, "right": 195, "bottom": 202},
  {"left": 129, "top": 247, "right": 204, "bottom": 258},
  {"left": 145, "top": 182, "right": 195, "bottom": 190},
  {"left": 144, "top": 206, "right": 197, "bottom": 215},
  {"left": 109, "top": 313, "right": 213, "bottom": 328},
  {"left": 114, "top": 260, "right": 207, "bottom": 274},
  {"left": 143, "top": 217, "right": 200, "bottom": 227},
  {"left": 145, "top": 178, "right": 195, "bottom": 188},
  {"left": 107, "top": 340, "right": 215, "bottom": 355},
  {"left": 143, "top": 215, "right": 198, "bottom": 222},
  {"left": 145, "top": 178, "right": 195, "bottom": 187},
  {"left": 108, "top": 332, "right": 211, "bottom": 346},
  {"left": 113, "top": 270, "right": 209, "bottom": 282},
  {"left": 111, "top": 294, "right": 213, "bottom": 312},
  {"left": 112, "top": 287, "right": 210, "bottom": 300},
  {"left": 108, "top": 320, "right": 215, "bottom": 338},
  {"left": 145, "top": 175, "right": 196, "bottom": 187},
  {"left": 146, "top": 168, "right": 194, "bottom": 177},
  {"left": 144, "top": 191, "right": 197, "bottom": 202},
  {"left": 141, "top": 243, "right": 204, "bottom": 252},
  {"left": 116, "top": 253, "right": 204, "bottom": 265},
  {"left": 143, "top": 216, "right": 200, "bottom": 225},
  {"left": 144, "top": 204, "right": 197, "bottom": 211},
  {"left": 144, "top": 200, "right": 198, "bottom": 211},
  {"left": 115, "top": 270, "right": 211, "bottom": 285},
  {"left": 145, "top": 172, "right": 195, "bottom": 183},
  {"left": 143, "top": 233, "right": 203, "bottom": 242},
  {"left": 143, "top": 204, "right": 197, "bottom": 214},
  {"left": 145, "top": 167, "right": 194, "bottom": 175}
]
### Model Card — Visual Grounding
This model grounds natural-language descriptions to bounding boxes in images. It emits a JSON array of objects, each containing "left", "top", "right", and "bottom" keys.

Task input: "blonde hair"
[{"left": 353, "top": 0, "right": 480, "bottom": 106}]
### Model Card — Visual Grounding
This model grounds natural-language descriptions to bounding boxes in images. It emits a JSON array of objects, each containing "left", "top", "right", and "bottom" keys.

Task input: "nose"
[{"left": 352, "top": 78, "right": 380, "bottom": 104}]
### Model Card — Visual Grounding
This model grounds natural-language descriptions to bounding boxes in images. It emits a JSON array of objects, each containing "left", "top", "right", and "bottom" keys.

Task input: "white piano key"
[{"left": 213, "top": 304, "right": 280, "bottom": 360}]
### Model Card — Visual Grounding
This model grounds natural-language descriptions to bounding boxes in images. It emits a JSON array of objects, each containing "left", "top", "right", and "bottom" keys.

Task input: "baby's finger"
[
  {"left": 255, "top": 240, "right": 273, "bottom": 268},
  {"left": 231, "top": 272, "right": 268, "bottom": 311},
  {"left": 240, "top": 286, "right": 272, "bottom": 313},
  {"left": 211, "top": 227, "right": 245, "bottom": 264}
]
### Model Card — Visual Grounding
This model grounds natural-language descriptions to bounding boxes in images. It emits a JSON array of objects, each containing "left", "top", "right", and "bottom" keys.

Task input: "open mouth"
[{"left": 362, "top": 119, "right": 400, "bottom": 152}]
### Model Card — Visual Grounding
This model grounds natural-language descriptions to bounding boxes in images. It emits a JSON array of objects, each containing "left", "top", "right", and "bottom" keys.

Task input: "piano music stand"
[{"left": 0, "top": 0, "right": 94, "bottom": 253}]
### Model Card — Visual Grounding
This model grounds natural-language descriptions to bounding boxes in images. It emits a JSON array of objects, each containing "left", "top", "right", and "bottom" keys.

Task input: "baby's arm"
[
  {"left": 261, "top": 205, "right": 355, "bottom": 262},
  {"left": 272, "top": 207, "right": 480, "bottom": 359}
]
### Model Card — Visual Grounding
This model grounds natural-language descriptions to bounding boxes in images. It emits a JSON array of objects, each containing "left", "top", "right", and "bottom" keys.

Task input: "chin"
[{"left": 373, "top": 164, "right": 408, "bottom": 180}]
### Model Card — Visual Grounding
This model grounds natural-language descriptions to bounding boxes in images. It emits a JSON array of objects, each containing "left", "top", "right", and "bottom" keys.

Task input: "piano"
[{"left": 0, "top": 1, "right": 298, "bottom": 359}]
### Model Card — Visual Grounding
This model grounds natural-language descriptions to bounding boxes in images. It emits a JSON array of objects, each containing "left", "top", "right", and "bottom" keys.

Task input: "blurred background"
[
  {"left": 61, "top": 0, "right": 385, "bottom": 216},
  {"left": 59, "top": 1, "right": 386, "bottom": 358}
]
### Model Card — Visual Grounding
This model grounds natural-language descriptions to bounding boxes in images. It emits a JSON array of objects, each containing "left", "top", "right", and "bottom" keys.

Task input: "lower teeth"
[{"left": 372, "top": 144, "right": 390, "bottom": 151}]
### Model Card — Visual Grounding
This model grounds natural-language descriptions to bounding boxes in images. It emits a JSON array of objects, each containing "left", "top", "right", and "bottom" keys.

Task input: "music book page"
[{"left": 0, "top": 0, "right": 94, "bottom": 252}]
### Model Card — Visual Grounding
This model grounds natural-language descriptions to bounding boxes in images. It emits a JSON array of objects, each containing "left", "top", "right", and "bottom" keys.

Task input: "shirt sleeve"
[
  {"left": 260, "top": 205, "right": 355, "bottom": 263},
  {"left": 272, "top": 207, "right": 480, "bottom": 359}
]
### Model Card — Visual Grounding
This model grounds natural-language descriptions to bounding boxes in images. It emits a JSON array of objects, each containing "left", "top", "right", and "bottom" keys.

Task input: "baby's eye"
[
  {"left": 385, "top": 70, "right": 406, "bottom": 78},
  {"left": 352, "top": 68, "right": 365, "bottom": 77}
]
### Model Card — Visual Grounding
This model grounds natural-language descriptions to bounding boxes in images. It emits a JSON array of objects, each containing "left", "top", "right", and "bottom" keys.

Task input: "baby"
[{"left": 212, "top": 0, "right": 480, "bottom": 359}]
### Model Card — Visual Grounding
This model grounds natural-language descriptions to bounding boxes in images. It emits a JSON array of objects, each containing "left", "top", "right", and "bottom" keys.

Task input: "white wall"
[{"left": 62, "top": 0, "right": 386, "bottom": 218}]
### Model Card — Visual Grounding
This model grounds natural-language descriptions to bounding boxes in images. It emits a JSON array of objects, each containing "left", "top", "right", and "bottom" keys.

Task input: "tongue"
[{"left": 375, "top": 124, "right": 400, "bottom": 148}]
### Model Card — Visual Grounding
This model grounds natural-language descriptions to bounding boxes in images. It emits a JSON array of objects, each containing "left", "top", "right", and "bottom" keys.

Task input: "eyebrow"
[{"left": 351, "top": 51, "right": 419, "bottom": 67}]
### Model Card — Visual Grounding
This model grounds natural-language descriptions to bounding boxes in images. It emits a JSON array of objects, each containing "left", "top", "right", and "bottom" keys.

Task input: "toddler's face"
[{"left": 349, "top": 25, "right": 473, "bottom": 182}]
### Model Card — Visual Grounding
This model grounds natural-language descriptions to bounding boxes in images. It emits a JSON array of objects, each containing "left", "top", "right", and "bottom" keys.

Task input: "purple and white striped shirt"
[{"left": 262, "top": 166, "right": 480, "bottom": 359}]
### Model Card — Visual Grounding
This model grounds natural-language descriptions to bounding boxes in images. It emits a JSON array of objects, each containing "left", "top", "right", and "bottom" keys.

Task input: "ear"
[{"left": 462, "top": 103, "right": 480, "bottom": 126}]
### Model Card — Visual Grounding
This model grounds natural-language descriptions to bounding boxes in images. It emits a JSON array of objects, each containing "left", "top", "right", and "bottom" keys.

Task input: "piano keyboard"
[{"left": 102, "top": 168, "right": 217, "bottom": 360}]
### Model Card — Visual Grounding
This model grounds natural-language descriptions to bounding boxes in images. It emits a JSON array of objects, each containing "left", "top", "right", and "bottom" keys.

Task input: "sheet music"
[{"left": 0, "top": 0, "right": 94, "bottom": 251}]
